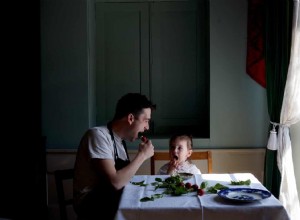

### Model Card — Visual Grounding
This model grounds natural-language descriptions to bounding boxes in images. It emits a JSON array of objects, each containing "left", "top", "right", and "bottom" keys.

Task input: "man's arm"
[{"left": 91, "top": 140, "right": 154, "bottom": 190}]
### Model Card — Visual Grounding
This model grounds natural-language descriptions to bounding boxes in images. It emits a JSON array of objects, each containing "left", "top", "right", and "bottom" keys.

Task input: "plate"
[
  {"left": 218, "top": 188, "right": 271, "bottom": 202},
  {"left": 177, "top": 172, "right": 194, "bottom": 180}
]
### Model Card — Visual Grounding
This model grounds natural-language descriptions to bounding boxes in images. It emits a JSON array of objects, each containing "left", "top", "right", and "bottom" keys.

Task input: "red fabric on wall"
[{"left": 246, "top": 0, "right": 266, "bottom": 88}]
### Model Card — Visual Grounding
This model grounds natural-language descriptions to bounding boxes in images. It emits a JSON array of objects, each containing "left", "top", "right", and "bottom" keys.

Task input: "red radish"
[
  {"left": 178, "top": 182, "right": 185, "bottom": 187},
  {"left": 141, "top": 136, "right": 148, "bottom": 143},
  {"left": 192, "top": 184, "right": 199, "bottom": 191},
  {"left": 197, "top": 188, "right": 204, "bottom": 196},
  {"left": 185, "top": 182, "right": 192, "bottom": 189}
]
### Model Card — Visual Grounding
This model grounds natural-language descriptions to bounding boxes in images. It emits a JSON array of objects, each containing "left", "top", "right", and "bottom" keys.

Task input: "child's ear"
[{"left": 187, "top": 149, "right": 193, "bottom": 157}]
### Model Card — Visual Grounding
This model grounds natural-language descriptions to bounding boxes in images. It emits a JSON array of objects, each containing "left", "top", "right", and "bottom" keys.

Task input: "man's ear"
[{"left": 128, "top": 113, "right": 135, "bottom": 125}]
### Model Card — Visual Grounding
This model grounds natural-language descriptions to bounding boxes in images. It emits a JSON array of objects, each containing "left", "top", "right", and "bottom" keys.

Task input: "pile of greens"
[
  {"left": 130, "top": 175, "right": 251, "bottom": 202},
  {"left": 152, "top": 175, "right": 191, "bottom": 196}
]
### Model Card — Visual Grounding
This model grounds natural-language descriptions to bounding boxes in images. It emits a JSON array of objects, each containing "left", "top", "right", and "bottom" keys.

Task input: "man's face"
[{"left": 128, "top": 108, "right": 151, "bottom": 141}]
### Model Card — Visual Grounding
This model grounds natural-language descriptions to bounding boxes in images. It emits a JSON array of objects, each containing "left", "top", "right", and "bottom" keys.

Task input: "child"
[{"left": 157, "top": 134, "right": 201, "bottom": 175}]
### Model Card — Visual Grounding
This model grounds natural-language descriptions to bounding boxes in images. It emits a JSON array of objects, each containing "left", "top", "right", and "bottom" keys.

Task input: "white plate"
[
  {"left": 177, "top": 172, "right": 194, "bottom": 180},
  {"left": 218, "top": 188, "right": 271, "bottom": 202}
]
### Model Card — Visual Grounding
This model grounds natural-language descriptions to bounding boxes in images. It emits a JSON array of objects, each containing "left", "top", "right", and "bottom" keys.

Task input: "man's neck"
[{"left": 110, "top": 119, "right": 127, "bottom": 140}]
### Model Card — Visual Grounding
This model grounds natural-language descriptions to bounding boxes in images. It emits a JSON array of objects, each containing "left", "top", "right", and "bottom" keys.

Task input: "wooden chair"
[
  {"left": 151, "top": 151, "right": 212, "bottom": 175},
  {"left": 54, "top": 168, "right": 74, "bottom": 220}
]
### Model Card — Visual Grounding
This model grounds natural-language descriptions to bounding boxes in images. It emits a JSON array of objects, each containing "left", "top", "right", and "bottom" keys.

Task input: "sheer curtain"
[
  {"left": 247, "top": 0, "right": 299, "bottom": 218},
  {"left": 277, "top": 0, "right": 300, "bottom": 219}
]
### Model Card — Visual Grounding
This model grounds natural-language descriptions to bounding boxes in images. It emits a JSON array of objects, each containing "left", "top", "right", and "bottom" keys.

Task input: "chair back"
[
  {"left": 54, "top": 168, "right": 74, "bottom": 220},
  {"left": 151, "top": 151, "right": 212, "bottom": 175}
]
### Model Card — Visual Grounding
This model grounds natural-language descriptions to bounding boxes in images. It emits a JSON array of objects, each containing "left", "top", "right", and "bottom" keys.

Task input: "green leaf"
[
  {"left": 230, "top": 179, "right": 251, "bottom": 185},
  {"left": 200, "top": 181, "right": 208, "bottom": 189},
  {"left": 213, "top": 183, "right": 228, "bottom": 190},
  {"left": 173, "top": 186, "right": 188, "bottom": 196},
  {"left": 207, "top": 186, "right": 217, "bottom": 194},
  {"left": 153, "top": 193, "right": 164, "bottom": 199},
  {"left": 165, "top": 175, "right": 183, "bottom": 184},
  {"left": 206, "top": 183, "right": 228, "bottom": 194},
  {"left": 131, "top": 180, "right": 148, "bottom": 186},
  {"left": 140, "top": 193, "right": 164, "bottom": 202},
  {"left": 155, "top": 177, "right": 163, "bottom": 182},
  {"left": 140, "top": 196, "right": 154, "bottom": 202}
]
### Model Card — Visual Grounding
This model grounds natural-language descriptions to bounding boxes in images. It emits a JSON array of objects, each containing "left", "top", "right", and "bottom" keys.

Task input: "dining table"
[{"left": 115, "top": 173, "right": 290, "bottom": 220}]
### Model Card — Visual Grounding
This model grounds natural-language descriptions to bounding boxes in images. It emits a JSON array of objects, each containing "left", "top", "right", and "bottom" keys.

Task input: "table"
[{"left": 115, "top": 173, "right": 290, "bottom": 220}]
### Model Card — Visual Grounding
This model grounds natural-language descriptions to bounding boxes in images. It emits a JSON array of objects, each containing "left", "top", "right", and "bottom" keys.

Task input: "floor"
[{"left": 48, "top": 205, "right": 77, "bottom": 220}]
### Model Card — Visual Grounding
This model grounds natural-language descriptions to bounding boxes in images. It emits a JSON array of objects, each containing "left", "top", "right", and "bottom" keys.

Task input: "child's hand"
[
  {"left": 167, "top": 157, "right": 180, "bottom": 174},
  {"left": 170, "top": 158, "right": 180, "bottom": 167}
]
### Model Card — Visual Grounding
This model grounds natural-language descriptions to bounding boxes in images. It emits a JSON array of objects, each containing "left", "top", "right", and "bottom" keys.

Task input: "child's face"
[{"left": 169, "top": 138, "right": 192, "bottom": 163}]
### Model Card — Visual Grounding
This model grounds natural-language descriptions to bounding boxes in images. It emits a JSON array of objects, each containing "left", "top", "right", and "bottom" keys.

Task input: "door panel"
[
  {"left": 151, "top": 1, "right": 209, "bottom": 137},
  {"left": 95, "top": 1, "right": 209, "bottom": 137},
  {"left": 96, "top": 3, "right": 149, "bottom": 124}
]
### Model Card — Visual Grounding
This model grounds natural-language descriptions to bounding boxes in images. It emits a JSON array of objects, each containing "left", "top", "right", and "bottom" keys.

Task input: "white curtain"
[{"left": 277, "top": 0, "right": 300, "bottom": 219}]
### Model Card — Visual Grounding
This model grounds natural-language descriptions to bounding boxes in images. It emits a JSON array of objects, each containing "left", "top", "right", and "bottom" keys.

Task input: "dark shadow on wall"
[{"left": 0, "top": 0, "right": 47, "bottom": 219}]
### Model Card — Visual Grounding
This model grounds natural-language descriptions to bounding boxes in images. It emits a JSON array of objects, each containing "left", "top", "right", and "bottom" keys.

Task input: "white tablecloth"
[{"left": 116, "top": 173, "right": 290, "bottom": 220}]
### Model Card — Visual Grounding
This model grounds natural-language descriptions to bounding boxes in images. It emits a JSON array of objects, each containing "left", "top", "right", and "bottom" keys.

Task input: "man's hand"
[{"left": 139, "top": 136, "right": 154, "bottom": 160}]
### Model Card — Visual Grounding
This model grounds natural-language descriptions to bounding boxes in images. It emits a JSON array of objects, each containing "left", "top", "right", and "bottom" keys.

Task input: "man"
[{"left": 73, "top": 93, "right": 156, "bottom": 219}]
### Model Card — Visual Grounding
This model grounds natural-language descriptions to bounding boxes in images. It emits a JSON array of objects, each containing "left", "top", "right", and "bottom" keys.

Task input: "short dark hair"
[{"left": 113, "top": 93, "right": 156, "bottom": 120}]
